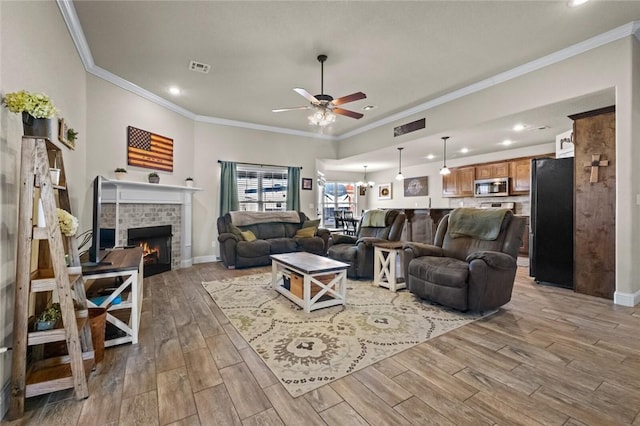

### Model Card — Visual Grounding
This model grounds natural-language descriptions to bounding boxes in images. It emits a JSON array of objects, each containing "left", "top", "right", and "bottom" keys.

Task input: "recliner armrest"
[
  {"left": 316, "top": 228, "right": 331, "bottom": 239},
  {"left": 466, "top": 251, "right": 515, "bottom": 270},
  {"left": 403, "top": 242, "right": 443, "bottom": 258},
  {"left": 355, "top": 237, "right": 388, "bottom": 247},
  {"left": 331, "top": 234, "right": 358, "bottom": 245},
  {"left": 218, "top": 232, "right": 240, "bottom": 243}
]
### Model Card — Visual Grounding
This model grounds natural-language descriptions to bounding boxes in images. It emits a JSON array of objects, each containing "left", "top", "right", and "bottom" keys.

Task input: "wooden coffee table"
[{"left": 270, "top": 252, "right": 350, "bottom": 313}]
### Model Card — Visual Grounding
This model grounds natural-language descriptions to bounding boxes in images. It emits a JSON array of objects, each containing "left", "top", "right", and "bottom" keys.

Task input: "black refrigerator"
[{"left": 529, "top": 157, "right": 574, "bottom": 288}]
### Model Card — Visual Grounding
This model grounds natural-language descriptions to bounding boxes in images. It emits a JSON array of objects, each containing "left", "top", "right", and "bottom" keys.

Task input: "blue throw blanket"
[{"left": 448, "top": 208, "right": 508, "bottom": 241}]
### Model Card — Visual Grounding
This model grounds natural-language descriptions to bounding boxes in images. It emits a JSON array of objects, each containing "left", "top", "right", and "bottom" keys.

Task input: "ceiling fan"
[{"left": 272, "top": 54, "right": 367, "bottom": 126}]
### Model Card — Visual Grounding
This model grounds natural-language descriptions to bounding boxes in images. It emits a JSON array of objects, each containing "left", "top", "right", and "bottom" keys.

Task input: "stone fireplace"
[{"left": 99, "top": 178, "right": 199, "bottom": 270}]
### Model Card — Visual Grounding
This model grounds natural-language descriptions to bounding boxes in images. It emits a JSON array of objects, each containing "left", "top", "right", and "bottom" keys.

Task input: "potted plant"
[
  {"left": 2, "top": 90, "right": 57, "bottom": 137},
  {"left": 36, "top": 303, "right": 61, "bottom": 331},
  {"left": 66, "top": 127, "right": 78, "bottom": 144},
  {"left": 148, "top": 172, "right": 160, "bottom": 184},
  {"left": 185, "top": 177, "right": 194, "bottom": 187},
  {"left": 114, "top": 168, "right": 127, "bottom": 180}
]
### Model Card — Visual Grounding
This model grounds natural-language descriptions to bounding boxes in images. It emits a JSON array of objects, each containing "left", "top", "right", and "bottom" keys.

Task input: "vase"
[
  {"left": 49, "top": 168, "right": 61, "bottom": 186},
  {"left": 36, "top": 320, "right": 56, "bottom": 331},
  {"left": 22, "top": 112, "right": 53, "bottom": 139},
  {"left": 148, "top": 176, "right": 160, "bottom": 184}
]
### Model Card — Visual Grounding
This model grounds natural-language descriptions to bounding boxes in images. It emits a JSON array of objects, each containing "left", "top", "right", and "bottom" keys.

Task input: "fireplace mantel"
[{"left": 100, "top": 178, "right": 201, "bottom": 268}]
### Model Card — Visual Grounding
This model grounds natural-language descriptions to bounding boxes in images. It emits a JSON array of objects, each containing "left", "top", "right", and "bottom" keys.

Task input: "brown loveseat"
[
  {"left": 403, "top": 208, "right": 525, "bottom": 312},
  {"left": 217, "top": 211, "right": 330, "bottom": 269}
]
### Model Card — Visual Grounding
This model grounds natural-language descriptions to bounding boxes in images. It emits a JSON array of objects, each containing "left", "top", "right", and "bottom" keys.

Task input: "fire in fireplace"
[{"left": 127, "top": 225, "right": 172, "bottom": 277}]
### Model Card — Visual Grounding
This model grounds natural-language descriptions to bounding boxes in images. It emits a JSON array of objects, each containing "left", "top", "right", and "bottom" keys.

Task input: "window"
[
  {"left": 236, "top": 164, "right": 288, "bottom": 211},
  {"left": 320, "top": 181, "right": 357, "bottom": 227}
]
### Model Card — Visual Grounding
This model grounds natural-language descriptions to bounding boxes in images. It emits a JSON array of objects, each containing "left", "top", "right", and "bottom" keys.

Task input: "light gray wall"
[
  {"left": 335, "top": 36, "right": 640, "bottom": 301},
  {"left": 192, "top": 122, "right": 336, "bottom": 261},
  {"left": 0, "top": 1, "right": 88, "bottom": 416}
]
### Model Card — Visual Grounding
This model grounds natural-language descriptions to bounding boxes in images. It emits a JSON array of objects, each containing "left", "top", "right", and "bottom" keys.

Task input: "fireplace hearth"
[{"left": 128, "top": 225, "right": 172, "bottom": 277}]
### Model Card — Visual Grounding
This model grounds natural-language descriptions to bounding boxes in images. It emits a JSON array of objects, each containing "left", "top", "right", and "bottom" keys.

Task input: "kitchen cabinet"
[
  {"left": 510, "top": 159, "right": 531, "bottom": 194},
  {"left": 442, "top": 166, "right": 475, "bottom": 198},
  {"left": 475, "top": 162, "right": 509, "bottom": 179}
]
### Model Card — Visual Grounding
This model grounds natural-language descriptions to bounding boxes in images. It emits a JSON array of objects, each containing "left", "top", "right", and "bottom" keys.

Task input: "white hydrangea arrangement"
[
  {"left": 57, "top": 208, "right": 78, "bottom": 236},
  {"left": 2, "top": 90, "right": 57, "bottom": 118}
]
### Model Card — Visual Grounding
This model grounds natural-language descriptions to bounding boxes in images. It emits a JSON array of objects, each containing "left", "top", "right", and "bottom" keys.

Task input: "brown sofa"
[
  {"left": 403, "top": 209, "right": 525, "bottom": 312},
  {"left": 217, "top": 211, "right": 330, "bottom": 269}
]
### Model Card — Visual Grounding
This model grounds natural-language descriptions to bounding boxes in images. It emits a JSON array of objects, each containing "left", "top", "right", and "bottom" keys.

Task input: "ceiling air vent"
[{"left": 189, "top": 60, "right": 211, "bottom": 74}]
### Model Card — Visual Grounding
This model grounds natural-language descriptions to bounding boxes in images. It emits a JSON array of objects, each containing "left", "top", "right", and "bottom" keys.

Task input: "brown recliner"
[
  {"left": 327, "top": 209, "right": 406, "bottom": 279},
  {"left": 403, "top": 209, "right": 525, "bottom": 312}
]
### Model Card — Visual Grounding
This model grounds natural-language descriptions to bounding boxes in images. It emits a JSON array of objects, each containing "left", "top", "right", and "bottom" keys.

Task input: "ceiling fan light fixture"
[
  {"left": 308, "top": 107, "right": 336, "bottom": 127},
  {"left": 439, "top": 136, "right": 451, "bottom": 175}
]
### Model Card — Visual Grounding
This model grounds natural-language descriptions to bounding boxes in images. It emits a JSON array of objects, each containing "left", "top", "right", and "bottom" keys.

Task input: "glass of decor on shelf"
[
  {"left": 114, "top": 168, "right": 127, "bottom": 180},
  {"left": 148, "top": 172, "right": 160, "bottom": 184}
]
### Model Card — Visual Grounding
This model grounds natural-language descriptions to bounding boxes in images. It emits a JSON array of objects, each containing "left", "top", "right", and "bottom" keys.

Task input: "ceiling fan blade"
[
  {"left": 332, "top": 92, "right": 367, "bottom": 106},
  {"left": 294, "top": 88, "right": 319, "bottom": 104},
  {"left": 272, "top": 106, "right": 311, "bottom": 113},
  {"left": 333, "top": 108, "right": 364, "bottom": 119}
]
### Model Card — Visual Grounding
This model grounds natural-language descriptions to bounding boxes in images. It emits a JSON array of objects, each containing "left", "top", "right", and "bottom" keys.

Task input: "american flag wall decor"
[{"left": 127, "top": 126, "right": 174, "bottom": 172}]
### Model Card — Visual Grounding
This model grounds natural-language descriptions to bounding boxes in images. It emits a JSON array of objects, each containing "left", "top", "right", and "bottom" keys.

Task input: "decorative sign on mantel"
[{"left": 127, "top": 126, "right": 174, "bottom": 172}]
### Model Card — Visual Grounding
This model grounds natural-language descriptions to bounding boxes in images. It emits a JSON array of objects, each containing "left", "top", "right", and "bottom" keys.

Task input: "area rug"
[{"left": 202, "top": 273, "right": 491, "bottom": 397}]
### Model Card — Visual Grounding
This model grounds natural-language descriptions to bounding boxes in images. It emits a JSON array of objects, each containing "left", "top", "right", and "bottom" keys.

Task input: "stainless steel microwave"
[{"left": 474, "top": 177, "right": 510, "bottom": 197}]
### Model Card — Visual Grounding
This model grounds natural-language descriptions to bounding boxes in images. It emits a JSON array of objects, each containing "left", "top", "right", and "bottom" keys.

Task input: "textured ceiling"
[{"left": 72, "top": 1, "right": 638, "bottom": 170}]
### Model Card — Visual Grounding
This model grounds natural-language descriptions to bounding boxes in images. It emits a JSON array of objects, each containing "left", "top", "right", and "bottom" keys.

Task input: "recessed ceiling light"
[
  {"left": 502, "top": 140, "right": 513, "bottom": 146},
  {"left": 568, "top": 0, "right": 589, "bottom": 7},
  {"left": 426, "top": 154, "right": 435, "bottom": 160},
  {"left": 169, "top": 86, "right": 181, "bottom": 95},
  {"left": 513, "top": 123, "right": 525, "bottom": 132},
  {"left": 460, "top": 148, "right": 469, "bottom": 154},
  {"left": 362, "top": 105, "right": 376, "bottom": 111}
]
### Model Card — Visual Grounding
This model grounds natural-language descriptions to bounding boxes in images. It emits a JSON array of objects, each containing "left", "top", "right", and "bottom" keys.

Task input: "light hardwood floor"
[{"left": 4, "top": 262, "right": 640, "bottom": 425}]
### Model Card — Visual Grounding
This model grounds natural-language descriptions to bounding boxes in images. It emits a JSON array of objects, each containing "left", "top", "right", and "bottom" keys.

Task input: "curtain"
[
  {"left": 286, "top": 166, "right": 301, "bottom": 211},
  {"left": 219, "top": 161, "right": 239, "bottom": 215}
]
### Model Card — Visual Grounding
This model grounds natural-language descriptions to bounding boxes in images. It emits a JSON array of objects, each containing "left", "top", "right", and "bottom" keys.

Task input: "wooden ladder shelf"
[{"left": 9, "top": 137, "right": 94, "bottom": 420}]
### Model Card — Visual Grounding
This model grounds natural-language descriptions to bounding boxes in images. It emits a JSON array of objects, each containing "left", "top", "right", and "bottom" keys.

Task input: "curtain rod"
[{"left": 217, "top": 160, "right": 302, "bottom": 170}]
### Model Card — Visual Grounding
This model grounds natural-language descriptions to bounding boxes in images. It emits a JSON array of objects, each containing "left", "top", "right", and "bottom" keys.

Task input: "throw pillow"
[
  {"left": 295, "top": 227, "right": 317, "bottom": 238},
  {"left": 240, "top": 230, "right": 257, "bottom": 242},
  {"left": 302, "top": 219, "right": 321, "bottom": 229},
  {"left": 230, "top": 225, "right": 245, "bottom": 240}
]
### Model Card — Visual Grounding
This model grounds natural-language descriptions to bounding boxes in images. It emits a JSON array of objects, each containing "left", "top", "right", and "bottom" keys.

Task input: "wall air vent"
[
  {"left": 525, "top": 125, "right": 550, "bottom": 131},
  {"left": 394, "top": 118, "right": 426, "bottom": 137},
  {"left": 188, "top": 60, "right": 211, "bottom": 74}
]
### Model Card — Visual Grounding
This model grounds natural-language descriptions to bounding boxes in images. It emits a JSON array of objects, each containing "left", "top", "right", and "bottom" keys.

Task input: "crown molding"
[
  {"left": 57, "top": 1, "right": 638, "bottom": 142},
  {"left": 194, "top": 115, "right": 335, "bottom": 140},
  {"left": 338, "top": 20, "right": 640, "bottom": 141}
]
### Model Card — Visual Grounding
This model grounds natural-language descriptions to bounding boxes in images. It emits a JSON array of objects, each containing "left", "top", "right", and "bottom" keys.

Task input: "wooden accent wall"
[{"left": 570, "top": 106, "right": 616, "bottom": 299}]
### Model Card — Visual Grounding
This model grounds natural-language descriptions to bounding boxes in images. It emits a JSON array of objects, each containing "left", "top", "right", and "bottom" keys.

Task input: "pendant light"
[
  {"left": 395, "top": 147, "right": 404, "bottom": 181},
  {"left": 439, "top": 137, "right": 451, "bottom": 175},
  {"left": 357, "top": 165, "right": 375, "bottom": 193}
]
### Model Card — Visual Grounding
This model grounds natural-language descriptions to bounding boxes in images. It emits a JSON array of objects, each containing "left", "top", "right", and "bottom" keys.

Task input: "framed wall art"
[
  {"left": 404, "top": 176, "right": 428, "bottom": 197},
  {"left": 57, "top": 118, "right": 76, "bottom": 150},
  {"left": 127, "top": 126, "right": 174, "bottom": 172},
  {"left": 301, "top": 177, "right": 313, "bottom": 190},
  {"left": 378, "top": 183, "right": 392, "bottom": 200}
]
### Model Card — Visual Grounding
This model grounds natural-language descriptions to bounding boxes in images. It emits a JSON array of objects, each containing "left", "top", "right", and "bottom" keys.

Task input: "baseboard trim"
[
  {"left": 193, "top": 255, "right": 218, "bottom": 264},
  {"left": 613, "top": 289, "right": 640, "bottom": 307}
]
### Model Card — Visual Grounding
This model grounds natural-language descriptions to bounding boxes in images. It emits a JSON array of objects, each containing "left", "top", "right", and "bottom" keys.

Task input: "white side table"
[{"left": 373, "top": 241, "right": 407, "bottom": 292}]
